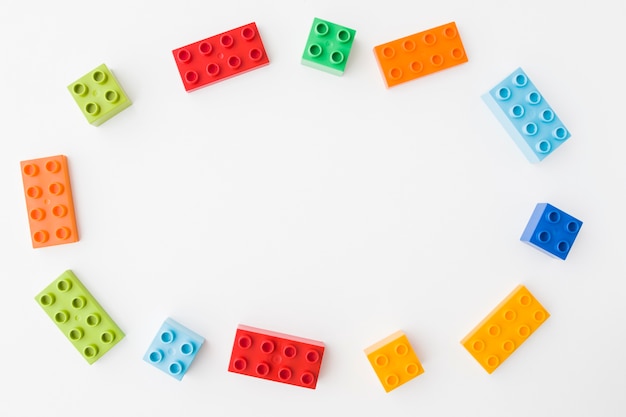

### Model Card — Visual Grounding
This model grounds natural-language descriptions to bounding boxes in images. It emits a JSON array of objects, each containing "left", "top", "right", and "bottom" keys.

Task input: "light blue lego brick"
[
  {"left": 520, "top": 203, "right": 583, "bottom": 260},
  {"left": 143, "top": 318, "right": 204, "bottom": 380},
  {"left": 482, "top": 68, "right": 570, "bottom": 163}
]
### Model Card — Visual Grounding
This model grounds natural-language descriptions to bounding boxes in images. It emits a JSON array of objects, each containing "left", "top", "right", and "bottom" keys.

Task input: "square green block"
[
  {"left": 301, "top": 18, "right": 356, "bottom": 76},
  {"left": 67, "top": 64, "right": 131, "bottom": 126},
  {"left": 35, "top": 270, "right": 125, "bottom": 364}
]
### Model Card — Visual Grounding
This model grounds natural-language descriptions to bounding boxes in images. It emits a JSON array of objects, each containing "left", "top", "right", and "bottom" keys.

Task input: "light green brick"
[
  {"left": 301, "top": 18, "right": 356, "bottom": 76},
  {"left": 35, "top": 270, "right": 125, "bottom": 364},
  {"left": 67, "top": 64, "right": 131, "bottom": 126}
]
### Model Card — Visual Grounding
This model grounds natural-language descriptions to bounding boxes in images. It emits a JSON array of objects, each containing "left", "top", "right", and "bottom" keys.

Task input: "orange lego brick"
[
  {"left": 373, "top": 21, "right": 468, "bottom": 88},
  {"left": 20, "top": 155, "right": 79, "bottom": 248},
  {"left": 364, "top": 331, "right": 424, "bottom": 393},
  {"left": 461, "top": 285, "right": 550, "bottom": 374}
]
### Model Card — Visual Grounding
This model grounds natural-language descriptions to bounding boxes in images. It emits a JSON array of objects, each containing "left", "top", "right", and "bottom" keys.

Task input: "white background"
[{"left": 1, "top": 0, "right": 624, "bottom": 415}]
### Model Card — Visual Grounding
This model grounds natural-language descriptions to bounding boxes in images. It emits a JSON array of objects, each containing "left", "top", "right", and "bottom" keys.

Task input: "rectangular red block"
[
  {"left": 172, "top": 22, "right": 270, "bottom": 92},
  {"left": 228, "top": 325, "right": 325, "bottom": 389},
  {"left": 20, "top": 155, "right": 78, "bottom": 248}
]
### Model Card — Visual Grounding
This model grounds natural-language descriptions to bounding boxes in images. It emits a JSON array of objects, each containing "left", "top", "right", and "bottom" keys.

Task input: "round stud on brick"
[
  {"left": 101, "top": 330, "right": 116, "bottom": 344},
  {"left": 86, "top": 313, "right": 101, "bottom": 326},
  {"left": 513, "top": 73, "right": 528, "bottom": 87},
  {"left": 185, "top": 70, "right": 199, "bottom": 84},
  {"left": 83, "top": 344, "right": 99, "bottom": 359},
  {"left": 71, "top": 296, "right": 86, "bottom": 309},
  {"left": 55, "top": 227, "right": 72, "bottom": 240},
  {"left": 241, "top": 26, "right": 255, "bottom": 41},
  {"left": 337, "top": 29, "right": 351, "bottom": 43},
  {"left": 220, "top": 34, "right": 234, "bottom": 48},
  {"left": 69, "top": 328, "right": 84, "bottom": 341},
  {"left": 177, "top": 49, "right": 192, "bottom": 63},
  {"left": 315, "top": 22, "right": 329, "bottom": 36},
  {"left": 169, "top": 361, "right": 184, "bottom": 376},
  {"left": 249, "top": 48, "right": 262, "bottom": 61},
  {"left": 237, "top": 335, "right": 252, "bottom": 349},
  {"left": 72, "top": 83, "right": 88, "bottom": 97},
  {"left": 206, "top": 64, "right": 220, "bottom": 77},
  {"left": 300, "top": 371, "right": 315, "bottom": 386},
  {"left": 33, "top": 230, "right": 49, "bottom": 244},
  {"left": 198, "top": 42, "right": 212, "bottom": 55},
  {"left": 39, "top": 293, "right": 55, "bottom": 306},
  {"left": 23, "top": 163, "right": 39, "bottom": 176},
  {"left": 180, "top": 342, "right": 194, "bottom": 355},
  {"left": 149, "top": 350, "right": 164, "bottom": 363},
  {"left": 92, "top": 70, "right": 107, "bottom": 84},
  {"left": 160, "top": 330, "right": 175, "bottom": 344},
  {"left": 307, "top": 44, "right": 322, "bottom": 58}
]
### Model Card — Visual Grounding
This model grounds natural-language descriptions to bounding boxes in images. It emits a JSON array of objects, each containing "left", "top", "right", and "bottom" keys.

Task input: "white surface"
[{"left": 1, "top": 0, "right": 625, "bottom": 415}]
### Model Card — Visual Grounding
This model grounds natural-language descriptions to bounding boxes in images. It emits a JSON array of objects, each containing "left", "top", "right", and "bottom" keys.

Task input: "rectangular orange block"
[
  {"left": 461, "top": 285, "right": 550, "bottom": 373},
  {"left": 20, "top": 155, "right": 79, "bottom": 248},
  {"left": 373, "top": 21, "right": 468, "bottom": 88}
]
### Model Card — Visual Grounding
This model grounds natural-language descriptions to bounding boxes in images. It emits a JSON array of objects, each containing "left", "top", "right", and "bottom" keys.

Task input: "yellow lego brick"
[
  {"left": 364, "top": 330, "right": 424, "bottom": 392},
  {"left": 461, "top": 285, "right": 550, "bottom": 374}
]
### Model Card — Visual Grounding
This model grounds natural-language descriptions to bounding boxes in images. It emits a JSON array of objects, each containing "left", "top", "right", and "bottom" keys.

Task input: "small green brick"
[
  {"left": 35, "top": 270, "right": 125, "bottom": 364},
  {"left": 67, "top": 64, "right": 131, "bottom": 126},
  {"left": 301, "top": 18, "right": 356, "bottom": 76}
]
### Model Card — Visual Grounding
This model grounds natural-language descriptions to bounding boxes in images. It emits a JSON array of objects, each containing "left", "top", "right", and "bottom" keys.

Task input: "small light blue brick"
[
  {"left": 143, "top": 318, "right": 204, "bottom": 381},
  {"left": 482, "top": 68, "right": 570, "bottom": 162},
  {"left": 520, "top": 203, "right": 583, "bottom": 260}
]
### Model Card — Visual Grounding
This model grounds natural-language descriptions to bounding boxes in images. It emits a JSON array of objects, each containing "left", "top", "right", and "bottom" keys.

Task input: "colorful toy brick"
[
  {"left": 482, "top": 68, "right": 571, "bottom": 162},
  {"left": 461, "top": 285, "right": 550, "bottom": 374},
  {"left": 373, "top": 21, "right": 467, "bottom": 88},
  {"left": 143, "top": 318, "right": 204, "bottom": 381},
  {"left": 301, "top": 18, "right": 356, "bottom": 76},
  {"left": 228, "top": 325, "right": 325, "bottom": 389},
  {"left": 172, "top": 22, "right": 269, "bottom": 92},
  {"left": 20, "top": 155, "right": 78, "bottom": 248},
  {"left": 521, "top": 203, "right": 583, "bottom": 260},
  {"left": 67, "top": 64, "right": 131, "bottom": 126},
  {"left": 35, "top": 270, "right": 125, "bottom": 364},
  {"left": 364, "top": 331, "right": 424, "bottom": 393}
]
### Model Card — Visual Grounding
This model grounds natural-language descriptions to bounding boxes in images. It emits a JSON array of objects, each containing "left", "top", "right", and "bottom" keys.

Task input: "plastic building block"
[
  {"left": 35, "top": 270, "right": 125, "bottom": 364},
  {"left": 482, "top": 68, "right": 571, "bottom": 162},
  {"left": 301, "top": 18, "right": 356, "bottom": 76},
  {"left": 461, "top": 285, "right": 550, "bottom": 374},
  {"left": 20, "top": 155, "right": 78, "bottom": 248},
  {"left": 520, "top": 203, "right": 583, "bottom": 260},
  {"left": 364, "top": 331, "right": 424, "bottom": 393},
  {"left": 172, "top": 22, "right": 269, "bottom": 92},
  {"left": 228, "top": 324, "right": 325, "bottom": 389},
  {"left": 373, "top": 22, "right": 467, "bottom": 88},
  {"left": 143, "top": 318, "right": 204, "bottom": 381},
  {"left": 67, "top": 64, "right": 131, "bottom": 126}
]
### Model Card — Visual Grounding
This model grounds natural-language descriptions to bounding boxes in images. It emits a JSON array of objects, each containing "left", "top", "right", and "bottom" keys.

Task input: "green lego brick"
[
  {"left": 301, "top": 18, "right": 356, "bottom": 76},
  {"left": 67, "top": 64, "right": 131, "bottom": 126},
  {"left": 35, "top": 270, "right": 125, "bottom": 364}
]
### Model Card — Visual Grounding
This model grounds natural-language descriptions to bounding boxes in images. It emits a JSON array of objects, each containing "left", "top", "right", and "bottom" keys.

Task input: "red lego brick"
[
  {"left": 228, "top": 324, "right": 325, "bottom": 389},
  {"left": 20, "top": 155, "right": 78, "bottom": 248},
  {"left": 172, "top": 22, "right": 270, "bottom": 92}
]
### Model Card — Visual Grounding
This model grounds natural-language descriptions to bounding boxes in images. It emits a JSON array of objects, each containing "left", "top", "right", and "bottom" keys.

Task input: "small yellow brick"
[
  {"left": 461, "top": 284, "right": 550, "bottom": 373},
  {"left": 364, "top": 331, "right": 424, "bottom": 392}
]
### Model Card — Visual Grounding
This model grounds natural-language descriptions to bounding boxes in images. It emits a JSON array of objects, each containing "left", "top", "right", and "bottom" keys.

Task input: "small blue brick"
[
  {"left": 520, "top": 203, "right": 583, "bottom": 260},
  {"left": 482, "top": 68, "right": 570, "bottom": 163},
  {"left": 143, "top": 318, "right": 204, "bottom": 380}
]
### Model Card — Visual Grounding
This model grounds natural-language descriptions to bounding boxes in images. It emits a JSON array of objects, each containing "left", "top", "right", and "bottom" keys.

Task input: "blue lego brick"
[
  {"left": 143, "top": 318, "right": 204, "bottom": 380},
  {"left": 482, "top": 68, "right": 570, "bottom": 163},
  {"left": 520, "top": 203, "right": 583, "bottom": 260}
]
